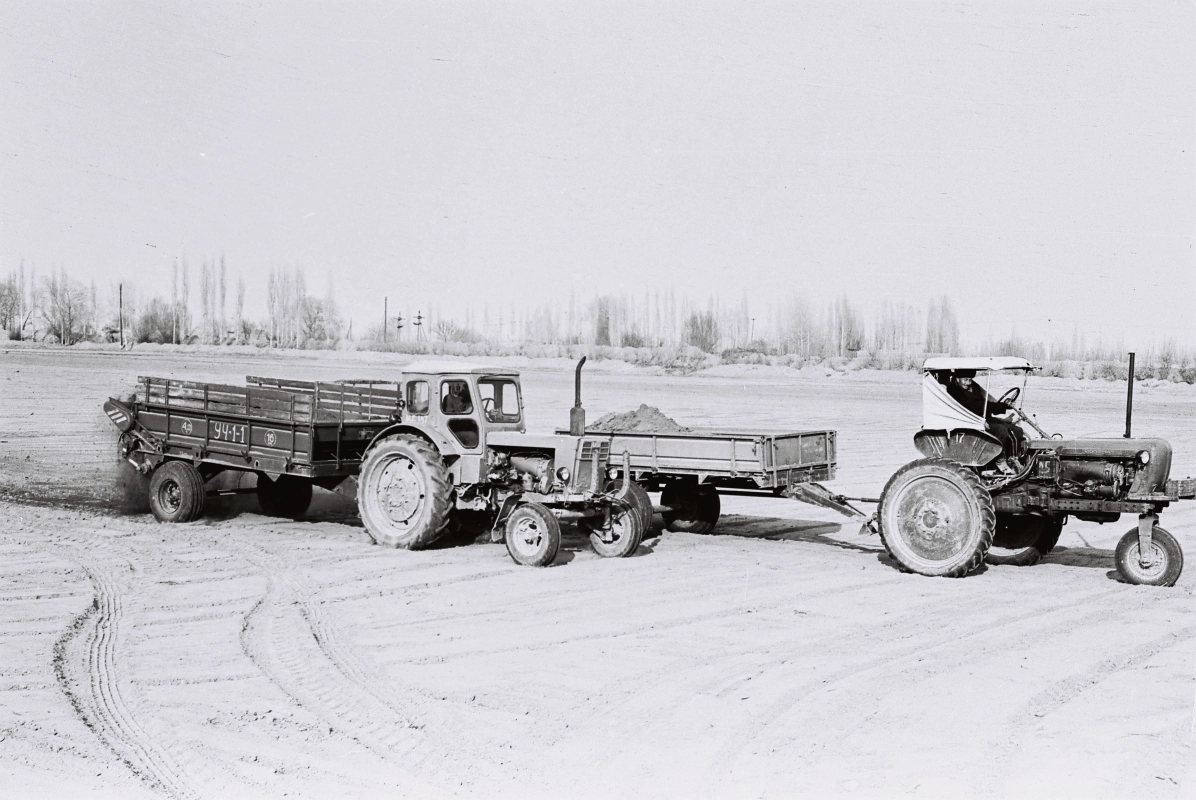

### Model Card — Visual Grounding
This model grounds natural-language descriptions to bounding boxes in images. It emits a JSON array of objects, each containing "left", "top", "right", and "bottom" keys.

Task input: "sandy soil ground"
[{"left": 1, "top": 346, "right": 1195, "bottom": 798}]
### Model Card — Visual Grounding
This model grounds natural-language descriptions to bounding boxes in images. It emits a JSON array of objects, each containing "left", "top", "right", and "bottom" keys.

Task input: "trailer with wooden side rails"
[{"left": 103, "top": 359, "right": 844, "bottom": 565}]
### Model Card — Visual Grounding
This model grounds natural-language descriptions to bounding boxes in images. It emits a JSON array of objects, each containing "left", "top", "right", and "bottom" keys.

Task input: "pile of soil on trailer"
[{"left": 588, "top": 404, "right": 692, "bottom": 434}]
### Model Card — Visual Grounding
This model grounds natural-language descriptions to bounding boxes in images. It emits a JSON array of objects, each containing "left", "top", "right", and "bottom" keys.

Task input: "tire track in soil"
[
  {"left": 983, "top": 621, "right": 1196, "bottom": 798},
  {"left": 54, "top": 556, "right": 202, "bottom": 799},
  {"left": 231, "top": 536, "right": 497, "bottom": 792},
  {"left": 699, "top": 586, "right": 1164, "bottom": 797}
]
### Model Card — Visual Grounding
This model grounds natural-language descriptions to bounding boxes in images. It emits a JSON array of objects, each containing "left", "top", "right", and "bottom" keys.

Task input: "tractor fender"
[
  {"left": 914, "top": 428, "right": 1003, "bottom": 467},
  {"left": 366, "top": 423, "right": 461, "bottom": 461}
]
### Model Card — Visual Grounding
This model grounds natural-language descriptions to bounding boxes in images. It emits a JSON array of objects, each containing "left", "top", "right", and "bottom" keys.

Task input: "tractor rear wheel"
[
  {"left": 986, "top": 514, "right": 1063, "bottom": 567},
  {"left": 1115, "top": 525, "right": 1183, "bottom": 587},
  {"left": 357, "top": 435, "right": 452, "bottom": 549},
  {"left": 662, "top": 483, "right": 721, "bottom": 534},
  {"left": 149, "top": 460, "right": 206, "bottom": 523},
  {"left": 878, "top": 458, "right": 994, "bottom": 577},
  {"left": 256, "top": 474, "right": 313, "bottom": 519},
  {"left": 504, "top": 503, "right": 561, "bottom": 567}
]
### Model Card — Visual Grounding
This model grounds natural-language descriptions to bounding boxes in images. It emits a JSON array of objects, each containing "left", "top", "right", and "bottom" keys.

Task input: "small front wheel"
[
  {"left": 504, "top": 503, "right": 561, "bottom": 567},
  {"left": 148, "top": 461, "right": 206, "bottom": 523},
  {"left": 588, "top": 499, "right": 643, "bottom": 558},
  {"left": 1115, "top": 526, "right": 1183, "bottom": 587}
]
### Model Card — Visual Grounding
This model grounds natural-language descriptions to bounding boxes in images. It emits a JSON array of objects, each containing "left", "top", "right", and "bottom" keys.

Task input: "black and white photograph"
[{"left": 1, "top": 2, "right": 1193, "bottom": 797}]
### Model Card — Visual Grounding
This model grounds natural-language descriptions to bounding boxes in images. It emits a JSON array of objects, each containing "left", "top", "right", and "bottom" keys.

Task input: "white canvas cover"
[{"left": 922, "top": 373, "right": 985, "bottom": 432}]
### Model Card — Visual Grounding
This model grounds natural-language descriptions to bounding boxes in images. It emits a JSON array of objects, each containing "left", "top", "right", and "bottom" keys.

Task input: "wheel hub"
[
  {"left": 378, "top": 458, "right": 424, "bottom": 525},
  {"left": 893, "top": 476, "right": 974, "bottom": 562},
  {"left": 1130, "top": 542, "right": 1167, "bottom": 579},
  {"left": 160, "top": 480, "right": 182, "bottom": 513},
  {"left": 511, "top": 517, "right": 542, "bottom": 551}
]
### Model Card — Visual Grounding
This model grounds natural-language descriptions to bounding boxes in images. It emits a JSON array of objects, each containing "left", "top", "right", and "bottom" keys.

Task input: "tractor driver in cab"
[{"left": 946, "top": 369, "right": 1025, "bottom": 460}]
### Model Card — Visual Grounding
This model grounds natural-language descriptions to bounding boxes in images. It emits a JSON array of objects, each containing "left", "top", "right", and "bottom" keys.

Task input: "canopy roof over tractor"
[
  {"left": 922, "top": 356, "right": 1036, "bottom": 373},
  {"left": 402, "top": 361, "right": 519, "bottom": 376}
]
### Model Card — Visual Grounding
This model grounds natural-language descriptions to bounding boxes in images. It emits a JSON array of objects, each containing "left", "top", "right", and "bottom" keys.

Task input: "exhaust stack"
[
  {"left": 1124, "top": 351, "right": 1135, "bottom": 438},
  {"left": 570, "top": 356, "right": 587, "bottom": 436}
]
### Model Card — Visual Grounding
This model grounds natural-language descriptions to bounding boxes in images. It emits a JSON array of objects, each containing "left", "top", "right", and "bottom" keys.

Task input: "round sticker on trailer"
[
  {"left": 265, "top": 430, "right": 277, "bottom": 447},
  {"left": 181, "top": 419, "right": 193, "bottom": 435}
]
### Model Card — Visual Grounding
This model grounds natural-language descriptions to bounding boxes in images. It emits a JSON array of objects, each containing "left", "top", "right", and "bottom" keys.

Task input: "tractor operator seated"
[{"left": 946, "top": 369, "right": 1025, "bottom": 460}]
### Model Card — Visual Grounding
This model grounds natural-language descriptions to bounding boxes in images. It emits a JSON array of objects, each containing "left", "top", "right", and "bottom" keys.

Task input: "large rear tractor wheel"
[
  {"left": 256, "top": 474, "right": 313, "bottom": 519},
  {"left": 504, "top": 503, "right": 561, "bottom": 567},
  {"left": 661, "top": 483, "right": 721, "bottom": 534},
  {"left": 588, "top": 498, "right": 644, "bottom": 558},
  {"left": 357, "top": 435, "right": 452, "bottom": 549},
  {"left": 985, "top": 514, "right": 1063, "bottom": 567},
  {"left": 1115, "top": 526, "right": 1183, "bottom": 587},
  {"left": 878, "top": 458, "right": 995, "bottom": 577},
  {"left": 148, "top": 460, "right": 206, "bottom": 523}
]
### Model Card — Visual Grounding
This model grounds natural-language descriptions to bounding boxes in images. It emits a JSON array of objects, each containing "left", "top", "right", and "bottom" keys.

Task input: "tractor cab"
[
  {"left": 398, "top": 362, "right": 526, "bottom": 452},
  {"left": 916, "top": 356, "right": 1039, "bottom": 468}
]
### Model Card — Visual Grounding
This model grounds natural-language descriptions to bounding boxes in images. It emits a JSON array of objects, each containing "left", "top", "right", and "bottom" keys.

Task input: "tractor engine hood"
[{"left": 1028, "top": 437, "right": 1172, "bottom": 494}]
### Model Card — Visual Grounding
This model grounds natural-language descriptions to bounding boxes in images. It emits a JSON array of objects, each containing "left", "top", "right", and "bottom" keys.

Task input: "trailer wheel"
[
  {"left": 878, "top": 458, "right": 994, "bottom": 578},
  {"left": 256, "top": 474, "right": 313, "bottom": 519},
  {"left": 357, "top": 435, "right": 452, "bottom": 549},
  {"left": 1116, "top": 525, "right": 1183, "bottom": 587},
  {"left": 504, "top": 503, "right": 561, "bottom": 567},
  {"left": 661, "top": 483, "right": 720, "bottom": 534},
  {"left": 986, "top": 515, "right": 1063, "bottom": 567},
  {"left": 148, "top": 461, "right": 206, "bottom": 523},
  {"left": 588, "top": 498, "right": 644, "bottom": 558}
]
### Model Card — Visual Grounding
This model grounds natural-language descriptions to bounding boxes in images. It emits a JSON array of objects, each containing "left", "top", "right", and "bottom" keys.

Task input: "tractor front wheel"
[
  {"left": 588, "top": 498, "right": 644, "bottom": 558},
  {"left": 504, "top": 503, "right": 561, "bottom": 567},
  {"left": 148, "top": 460, "right": 206, "bottom": 523},
  {"left": 1115, "top": 526, "right": 1183, "bottom": 587},
  {"left": 878, "top": 458, "right": 995, "bottom": 577},
  {"left": 357, "top": 435, "right": 452, "bottom": 549}
]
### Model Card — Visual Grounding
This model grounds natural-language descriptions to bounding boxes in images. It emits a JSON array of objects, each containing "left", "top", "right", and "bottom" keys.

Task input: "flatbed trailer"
[
  {"left": 105, "top": 375, "right": 401, "bottom": 484},
  {"left": 548, "top": 425, "right": 849, "bottom": 533},
  {"left": 566, "top": 427, "right": 836, "bottom": 490}
]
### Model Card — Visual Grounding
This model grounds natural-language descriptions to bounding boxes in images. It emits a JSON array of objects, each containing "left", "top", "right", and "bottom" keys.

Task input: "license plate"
[{"left": 211, "top": 421, "right": 247, "bottom": 444}]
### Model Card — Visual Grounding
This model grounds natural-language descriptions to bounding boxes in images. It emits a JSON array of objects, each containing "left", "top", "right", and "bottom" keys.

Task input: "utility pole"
[
  {"left": 415, "top": 310, "right": 425, "bottom": 341},
  {"left": 382, "top": 297, "right": 388, "bottom": 343},
  {"left": 395, "top": 312, "right": 404, "bottom": 341},
  {"left": 118, "top": 283, "right": 125, "bottom": 349}
]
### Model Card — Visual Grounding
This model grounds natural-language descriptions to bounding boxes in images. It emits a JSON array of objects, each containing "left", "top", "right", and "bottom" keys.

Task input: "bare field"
[{"left": 1, "top": 347, "right": 1195, "bottom": 798}]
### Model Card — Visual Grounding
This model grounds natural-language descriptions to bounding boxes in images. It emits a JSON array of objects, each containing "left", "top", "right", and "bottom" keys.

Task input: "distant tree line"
[
  {"left": 1, "top": 259, "right": 341, "bottom": 349},
  {"left": 5, "top": 259, "right": 1191, "bottom": 379}
]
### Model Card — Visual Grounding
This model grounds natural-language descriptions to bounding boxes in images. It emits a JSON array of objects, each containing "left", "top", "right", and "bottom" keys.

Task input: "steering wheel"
[
  {"left": 481, "top": 397, "right": 497, "bottom": 420},
  {"left": 998, "top": 386, "right": 1020, "bottom": 406}
]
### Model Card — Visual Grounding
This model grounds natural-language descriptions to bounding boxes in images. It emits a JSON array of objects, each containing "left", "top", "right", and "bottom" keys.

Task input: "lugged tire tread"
[
  {"left": 878, "top": 457, "right": 994, "bottom": 578},
  {"left": 357, "top": 435, "right": 453, "bottom": 550}
]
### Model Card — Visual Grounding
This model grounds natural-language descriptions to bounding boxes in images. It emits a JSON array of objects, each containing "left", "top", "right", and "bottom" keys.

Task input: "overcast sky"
[{"left": 2, "top": 1, "right": 1193, "bottom": 345}]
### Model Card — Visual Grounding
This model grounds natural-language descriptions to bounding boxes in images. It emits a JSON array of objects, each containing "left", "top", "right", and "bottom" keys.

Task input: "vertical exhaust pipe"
[
  {"left": 570, "top": 356, "right": 587, "bottom": 435},
  {"left": 1124, "top": 351, "right": 1135, "bottom": 438}
]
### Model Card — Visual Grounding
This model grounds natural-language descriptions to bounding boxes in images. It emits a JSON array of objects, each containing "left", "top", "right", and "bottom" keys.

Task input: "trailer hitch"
[{"left": 786, "top": 482, "right": 879, "bottom": 536}]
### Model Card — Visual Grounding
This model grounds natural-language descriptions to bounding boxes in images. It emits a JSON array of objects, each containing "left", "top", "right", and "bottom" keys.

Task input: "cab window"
[
  {"left": 406, "top": 381, "right": 430, "bottom": 415},
  {"left": 440, "top": 380, "right": 473, "bottom": 415},
  {"left": 477, "top": 378, "right": 521, "bottom": 422}
]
